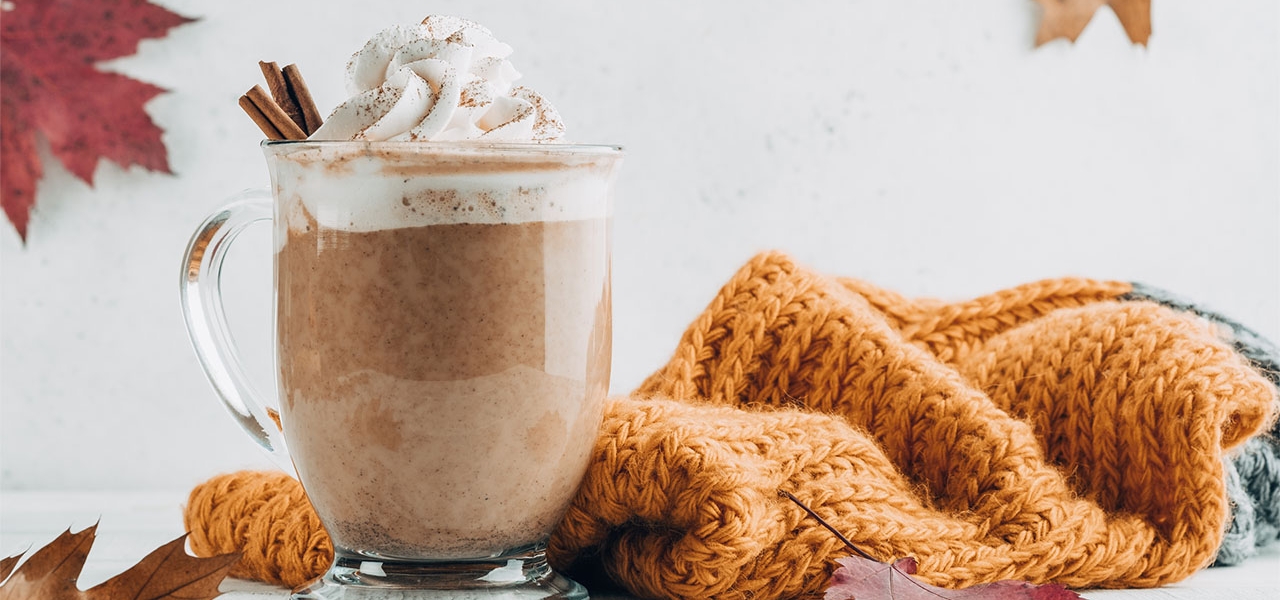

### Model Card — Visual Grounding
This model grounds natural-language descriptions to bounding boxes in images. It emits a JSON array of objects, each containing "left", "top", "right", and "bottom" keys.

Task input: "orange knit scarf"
[{"left": 184, "top": 251, "right": 1277, "bottom": 599}]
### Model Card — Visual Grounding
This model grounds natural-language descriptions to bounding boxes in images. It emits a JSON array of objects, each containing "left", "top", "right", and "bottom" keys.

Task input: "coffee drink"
[{"left": 270, "top": 143, "right": 617, "bottom": 558}]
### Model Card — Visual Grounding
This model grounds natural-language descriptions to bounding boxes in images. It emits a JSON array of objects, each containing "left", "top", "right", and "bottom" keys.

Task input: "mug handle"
[{"left": 179, "top": 189, "right": 292, "bottom": 472}]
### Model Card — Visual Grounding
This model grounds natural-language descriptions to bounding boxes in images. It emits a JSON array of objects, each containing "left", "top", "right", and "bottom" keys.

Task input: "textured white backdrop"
[{"left": 1, "top": 0, "right": 1277, "bottom": 490}]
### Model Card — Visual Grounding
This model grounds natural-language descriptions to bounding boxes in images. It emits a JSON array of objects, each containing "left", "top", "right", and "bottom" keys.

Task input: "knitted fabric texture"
[
  {"left": 1122, "top": 283, "right": 1280, "bottom": 565},
  {"left": 185, "top": 470, "right": 331, "bottom": 586},
  {"left": 183, "top": 251, "right": 1278, "bottom": 598}
]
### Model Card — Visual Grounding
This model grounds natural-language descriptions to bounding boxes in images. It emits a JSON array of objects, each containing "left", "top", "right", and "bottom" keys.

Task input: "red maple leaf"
[{"left": 1, "top": 0, "right": 194, "bottom": 241}]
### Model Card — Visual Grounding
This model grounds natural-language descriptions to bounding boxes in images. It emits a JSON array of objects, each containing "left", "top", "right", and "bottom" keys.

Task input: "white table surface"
[{"left": 1, "top": 490, "right": 1276, "bottom": 599}]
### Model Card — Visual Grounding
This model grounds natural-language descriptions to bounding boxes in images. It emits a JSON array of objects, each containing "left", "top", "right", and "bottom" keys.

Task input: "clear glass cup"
[{"left": 180, "top": 141, "right": 622, "bottom": 599}]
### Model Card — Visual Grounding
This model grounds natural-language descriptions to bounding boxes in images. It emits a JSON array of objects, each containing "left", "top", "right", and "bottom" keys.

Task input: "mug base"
[{"left": 292, "top": 545, "right": 589, "bottom": 600}]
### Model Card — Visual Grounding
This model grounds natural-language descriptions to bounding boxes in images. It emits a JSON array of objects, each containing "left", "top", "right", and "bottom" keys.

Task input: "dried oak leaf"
[
  {"left": 0, "top": 523, "right": 240, "bottom": 600},
  {"left": 0, "top": 0, "right": 195, "bottom": 241},
  {"left": 825, "top": 555, "right": 1083, "bottom": 600},
  {"left": 1033, "top": 0, "right": 1152, "bottom": 46}
]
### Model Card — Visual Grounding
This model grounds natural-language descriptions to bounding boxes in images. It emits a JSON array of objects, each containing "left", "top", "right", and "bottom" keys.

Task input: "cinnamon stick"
[
  {"left": 244, "top": 85, "right": 307, "bottom": 140},
  {"left": 259, "top": 61, "right": 305, "bottom": 132},
  {"left": 238, "top": 93, "right": 284, "bottom": 140},
  {"left": 282, "top": 64, "right": 324, "bottom": 135}
]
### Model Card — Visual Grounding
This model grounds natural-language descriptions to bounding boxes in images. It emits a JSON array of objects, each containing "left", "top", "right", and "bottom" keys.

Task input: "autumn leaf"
[
  {"left": 825, "top": 555, "right": 1083, "bottom": 600},
  {"left": 0, "top": 523, "right": 240, "bottom": 600},
  {"left": 0, "top": 0, "right": 195, "bottom": 241},
  {"left": 1033, "top": 0, "right": 1152, "bottom": 46},
  {"left": 779, "top": 491, "right": 1082, "bottom": 600},
  {"left": 0, "top": 555, "right": 20, "bottom": 585}
]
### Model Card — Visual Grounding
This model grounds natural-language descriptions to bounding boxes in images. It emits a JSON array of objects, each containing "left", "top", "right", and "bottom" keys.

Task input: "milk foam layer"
[
  {"left": 269, "top": 144, "right": 617, "bottom": 232},
  {"left": 310, "top": 15, "right": 564, "bottom": 142}
]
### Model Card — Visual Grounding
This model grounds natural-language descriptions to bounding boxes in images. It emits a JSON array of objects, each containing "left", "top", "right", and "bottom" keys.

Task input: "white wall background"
[{"left": 1, "top": 0, "right": 1276, "bottom": 491}]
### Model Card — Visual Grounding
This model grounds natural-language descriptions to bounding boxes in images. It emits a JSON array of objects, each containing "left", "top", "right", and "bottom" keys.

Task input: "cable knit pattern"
[{"left": 182, "top": 251, "right": 1277, "bottom": 599}]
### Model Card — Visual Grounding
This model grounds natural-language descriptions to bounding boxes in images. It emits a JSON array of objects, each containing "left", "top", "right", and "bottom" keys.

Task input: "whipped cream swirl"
[{"left": 310, "top": 16, "right": 564, "bottom": 142}]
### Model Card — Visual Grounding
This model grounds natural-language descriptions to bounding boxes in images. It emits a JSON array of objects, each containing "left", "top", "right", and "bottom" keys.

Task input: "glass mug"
[{"left": 180, "top": 141, "right": 622, "bottom": 599}]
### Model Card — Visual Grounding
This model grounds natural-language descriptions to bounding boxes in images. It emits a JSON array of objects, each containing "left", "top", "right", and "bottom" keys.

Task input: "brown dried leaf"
[
  {"left": 0, "top": 524, "right": 239, "bottom": 600},
  {"left": 1107, "top": 0, "right": 1153, "bottom": 45},
  {"left": 0, "top": 524, "right": 97, "bottom": 599},
  {"left": 0, "top": 554, "right": 21, "bottom": 585},
  {"left": 1033, "top": 0, "right": 1152, "bottom": 46}
]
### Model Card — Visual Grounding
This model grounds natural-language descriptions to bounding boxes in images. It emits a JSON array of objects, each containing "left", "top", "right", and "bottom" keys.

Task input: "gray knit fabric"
[
  {"left": 1225, "top": 438, "right": 1280, "bottom": 557},
  {"left": 1123, "top": 283, "right": 1280, "bottom": 566}
]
